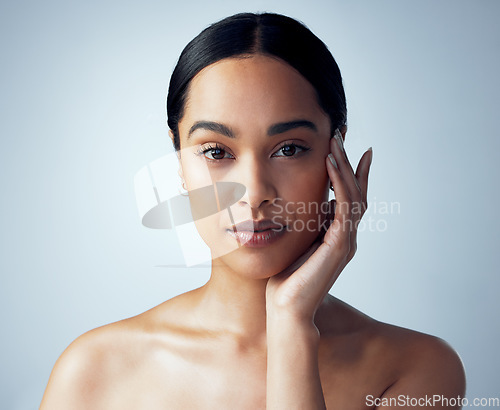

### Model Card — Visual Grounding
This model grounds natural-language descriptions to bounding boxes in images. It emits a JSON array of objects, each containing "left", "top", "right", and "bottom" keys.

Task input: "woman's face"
[{"left": 176, "top": 54, "right": 332, "bottom": 278}]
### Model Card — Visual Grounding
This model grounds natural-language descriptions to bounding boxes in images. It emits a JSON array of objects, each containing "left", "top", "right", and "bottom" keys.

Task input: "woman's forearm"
[{"left": 266, "top": 313, "right": 326, "bottom": 409}]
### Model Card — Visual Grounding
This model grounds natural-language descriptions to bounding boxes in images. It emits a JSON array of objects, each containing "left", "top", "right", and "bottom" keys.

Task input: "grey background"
[{"left": 1, "top": 0, "right": 499, "bottom": 408}]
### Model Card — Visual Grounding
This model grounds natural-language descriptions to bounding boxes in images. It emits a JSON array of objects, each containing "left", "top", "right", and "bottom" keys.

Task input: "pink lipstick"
[{"left": 227, "top": 219, "right": 287, "bottom": 248}]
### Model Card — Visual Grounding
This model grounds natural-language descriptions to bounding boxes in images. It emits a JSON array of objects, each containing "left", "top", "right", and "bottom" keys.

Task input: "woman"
[{"left": 41, "top": 12, "right": 465, "bottom": 409}]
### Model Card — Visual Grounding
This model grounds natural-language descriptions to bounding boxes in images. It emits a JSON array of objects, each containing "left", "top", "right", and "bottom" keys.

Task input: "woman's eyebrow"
[
  {"left": 187, "top": 119, "right": 317, "bottom": 139},
  {"left": 267, "top": 120, "right": 317, "bottom": 136},
  {"left": 188, "top": 121, "right": 235, "bottom": 138}
]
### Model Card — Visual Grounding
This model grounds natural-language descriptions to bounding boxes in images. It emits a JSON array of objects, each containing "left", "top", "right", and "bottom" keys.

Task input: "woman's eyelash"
[
  {"left": 196, "top": 143, "right": 220, "bottom": 156},
  {"left": 195, "top": 142, "right": 311, "bottom": 160},
  {"left": 195, "top": 143, "right": 233, "bottom": 160},
  {"left": 273, "top": 142, "right": 311, "bottom": 157}
]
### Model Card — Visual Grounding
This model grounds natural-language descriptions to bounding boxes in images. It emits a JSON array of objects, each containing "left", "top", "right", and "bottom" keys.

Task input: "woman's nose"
[{"left": 236, "top": 157, "right": 278, "bottom": 210}]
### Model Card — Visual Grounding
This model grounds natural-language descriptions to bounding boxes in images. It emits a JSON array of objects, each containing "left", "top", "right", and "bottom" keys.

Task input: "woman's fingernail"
[
  {"left": 368, "top": 147, "right": 373, "bottom": 165},
  {"left": 328, "top": 153, "right": 338, "bottom": 169},
  {"left": 334, "top": 129, "right": 344, "bottom": 151}
]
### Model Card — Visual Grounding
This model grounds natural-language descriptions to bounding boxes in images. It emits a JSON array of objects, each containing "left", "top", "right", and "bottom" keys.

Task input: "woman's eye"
[
  {"left": 273, "top": 144, "right": 308, "bottom": 157},
  {"left": 201, "top": 146, "right": 233, "bottom": 161}
]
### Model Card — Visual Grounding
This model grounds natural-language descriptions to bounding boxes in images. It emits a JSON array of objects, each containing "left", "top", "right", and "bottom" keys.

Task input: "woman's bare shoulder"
[
  {"left": 318, "top": 295, "right": 466, "bottom": 400},
  {"left": 320, "top": 295, "right": 462, "bottom": 352},
  {"left": 39, "top": 317, "right": 140, "bottom": 409},
  {"left": 40, "top": 294, "right": 194, "bottom": 409}
]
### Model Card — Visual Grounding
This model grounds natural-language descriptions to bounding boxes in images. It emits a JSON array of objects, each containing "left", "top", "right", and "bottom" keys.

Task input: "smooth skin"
[{"left": 41, "top": 55, "right": 465, "bottom": 409}]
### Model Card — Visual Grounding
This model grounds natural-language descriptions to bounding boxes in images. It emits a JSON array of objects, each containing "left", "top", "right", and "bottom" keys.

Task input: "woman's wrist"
[
  {"left": 266, "top": 309, "right": 325, "bottom": 409},
  {"left": 266, "top": 309, "right": 320, "bottom": 344}
]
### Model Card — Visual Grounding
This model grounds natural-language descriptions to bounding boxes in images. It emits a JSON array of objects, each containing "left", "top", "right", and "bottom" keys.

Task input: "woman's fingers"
[
  {"left": 330, "top": 131, "right": 372, "bottom": 220},
  {"left": 331, "top": 130, "right": 361, "bottom": 199},
  {"left": 326, "top": 152, "right": 351, "bottom": 235},
  {"left": 326, "top": 134, "right": 373, "bottom": 262},
  {"left": 355, "top": 148, "right": 373, "bottom": 203},
  {"left": 318, "top": 199, "right": 335, "bottom": 238}
]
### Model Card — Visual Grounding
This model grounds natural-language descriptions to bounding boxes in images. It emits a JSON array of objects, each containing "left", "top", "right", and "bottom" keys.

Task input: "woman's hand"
[{"left": 266, "top": 130, "right": 373, "bottom": 325}]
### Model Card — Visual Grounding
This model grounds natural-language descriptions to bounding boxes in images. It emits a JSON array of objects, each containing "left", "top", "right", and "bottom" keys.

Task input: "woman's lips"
[{"left": 227, "top": 220, "right": 287, "bottom": 248}]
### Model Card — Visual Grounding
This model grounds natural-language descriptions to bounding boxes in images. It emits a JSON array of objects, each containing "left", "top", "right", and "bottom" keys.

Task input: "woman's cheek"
[
  {"left": 279, "top": 163, "right": 330, "bottom": 236},
  {"left": 281, "top": 161, "right": 329, "bottom": 202}
]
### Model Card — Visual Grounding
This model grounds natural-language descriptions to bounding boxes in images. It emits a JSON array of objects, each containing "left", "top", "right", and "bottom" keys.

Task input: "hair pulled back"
[{"left": 167, "top": 12, "right": 347, "bottom": 150}]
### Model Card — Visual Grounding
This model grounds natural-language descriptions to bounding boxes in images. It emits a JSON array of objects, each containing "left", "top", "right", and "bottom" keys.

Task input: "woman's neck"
[{"left": 191, "top": 260, "right": 270, "bottom": 348}]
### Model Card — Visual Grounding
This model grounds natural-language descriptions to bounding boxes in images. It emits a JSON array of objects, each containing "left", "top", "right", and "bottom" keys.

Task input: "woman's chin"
[
  {"left": 220, "top": 257, "right": 289, "bottom": 280},
  {"left": 212, "top": 242, "right": 306, "bottom": 280},
  {"left": 206, "top": 225, "right": 321, "bottom": 279}
]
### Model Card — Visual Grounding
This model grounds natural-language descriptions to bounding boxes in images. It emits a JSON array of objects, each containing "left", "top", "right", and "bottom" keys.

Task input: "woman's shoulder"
[
  {"left": 368, "top": 318, "right": 466, "bottom": 403},
  {"left": 318, "top": 295, "right": 466, "bottom": 402},
  {"left": 39, "top": 317, "right": 139, "bottom": 408},
  {"left": 46, "top": 296, "right": 190, "bottom": 368},
  {"left": 319, "top": 294, "right": 463, "bottom": 355},
  {"left": 40, "top": 296, "right": 192, "bottom": 409}
]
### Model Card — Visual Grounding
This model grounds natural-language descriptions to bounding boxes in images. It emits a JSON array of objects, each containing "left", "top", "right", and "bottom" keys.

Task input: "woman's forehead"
[{"left": 180, "top": 55, "right": 329, "bottom": 135}]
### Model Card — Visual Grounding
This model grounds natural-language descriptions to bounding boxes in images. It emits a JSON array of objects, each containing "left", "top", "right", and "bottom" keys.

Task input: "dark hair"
[{"left": 167, "top": 12, "right": 347, "bottom": 150}]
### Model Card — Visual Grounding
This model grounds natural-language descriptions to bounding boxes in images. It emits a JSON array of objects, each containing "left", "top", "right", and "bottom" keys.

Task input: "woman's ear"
[
  {"left": 168, "top": 129, "right": 176, "bottom": 147},
  {"left": 340, "top": 125, "right": 347, "bottom": 142},
  {"left": 169, "top": 129, "right": 182, "bottom": 159},
  {"left": 168, "top": 129, "right": 185, "bottom": 186}
]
